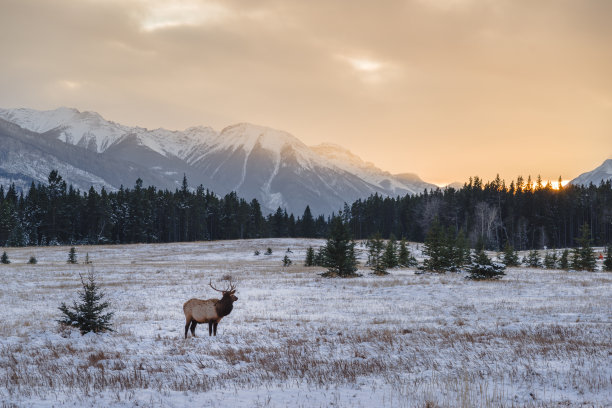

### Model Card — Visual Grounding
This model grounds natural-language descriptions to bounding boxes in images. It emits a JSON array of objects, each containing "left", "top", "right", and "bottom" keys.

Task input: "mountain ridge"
[
  {"left": 571, "top": 159, "right": 612, "bottom": 186},
  {"left": 0, "top": 106, "right": 437, "bottom": 215}
]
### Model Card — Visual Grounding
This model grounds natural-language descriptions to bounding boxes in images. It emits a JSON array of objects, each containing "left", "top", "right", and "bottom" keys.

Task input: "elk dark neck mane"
[{"left": 215, "top": 295, "right": 234, "bottom": 317}]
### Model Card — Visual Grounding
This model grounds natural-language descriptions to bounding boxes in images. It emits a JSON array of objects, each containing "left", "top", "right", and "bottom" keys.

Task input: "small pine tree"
[
  {"left": 603, "top": 245, "right": 612, "bottom": 272},
  {"left": 422, "top": 218, "right": 450, "bottom": 272},
  {"left": 451, "top": 230, "right": 471, "bottom": 269},
  {"left": 84, "top": 253, "right": 92, "bottom": 265},
  {"left": 265, "top": 247, "right": 273, "bottom": 255},
  {"left": 501, "top": 242, "right": 520, "bottom": 267},
  {"left": 58, "top": 270, "right": 113, "bottom": 335},
  {"left": 314, "top": 247, "right": 326, "bottom": 266},
  {"left": 397, "top": 238, "right": 418, "bottom": 267},
  {"left": 282, "top": 255, "right": 292, "bottom": 267},
  {"left": 543, "top": 251, "right": 557, "bottom": 269},
  {"left": 382, "top": 236, "right": 398, "bottom": 270},
  {"left": 524, "top": 250, "right": 542, "bottom": 268},
  {"left": 467, "top": 247, "right": 505, "bottom": 280},
  {"left": 571, "top": 223, "right": 596, "bottom": 271},
  {"left": 304, "top": 246, "right": 315, "bottom": 266},
  {"left": 366, "top": 233, "right": 387, "bottom": 275},
  {"left": 28, "top": 256, "right": 37, "bottom": 264},
  {"left": 321, "top": 214, "right": 358, "bottom": 278},
  {"left": 1, "top": 252, "right": 10, "bottom": 264},
  {"left": 558, "top": 249, "right": 570, "bottom": 270},
  {"left": 254, "top": 249, "right": 260, "bottom": 256},
  {"left": 67, "top": 247, "right": 78, "bottom": 264}
]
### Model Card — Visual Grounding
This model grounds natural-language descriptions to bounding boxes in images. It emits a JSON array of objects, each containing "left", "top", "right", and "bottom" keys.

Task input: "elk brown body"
[{"left": 183, "top": 280, "right": 237, "bottom": 338}]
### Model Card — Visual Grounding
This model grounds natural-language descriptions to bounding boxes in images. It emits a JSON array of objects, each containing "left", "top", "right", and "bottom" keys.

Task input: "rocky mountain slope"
[
  {"left": 0, "top": 107, "right": 436, "bottom": 215},
  {"left": 571, "top": 159, "right": 612, "bottom": 186}
]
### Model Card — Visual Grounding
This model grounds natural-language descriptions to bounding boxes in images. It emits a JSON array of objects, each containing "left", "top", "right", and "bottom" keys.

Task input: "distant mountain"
[
  {"left": 570, "top": 159, "right": 612, "bottom": 186},
  {"left": 444, "top": 181, "right": 465, "bottom": 190},
  {"left": 311, "top": 144, "right": 433, "bottom": 196},
  {"left": 0, "top": 107, "right": 436, "bottom": 215}
]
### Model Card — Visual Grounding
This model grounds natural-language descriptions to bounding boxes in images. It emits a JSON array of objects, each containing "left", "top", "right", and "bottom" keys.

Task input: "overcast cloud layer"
[{"left": 1, "top": 0, "right": 611, "bottom": 185}]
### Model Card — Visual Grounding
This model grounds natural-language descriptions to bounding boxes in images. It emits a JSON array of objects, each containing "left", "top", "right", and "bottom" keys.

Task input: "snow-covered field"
[{"left": 0, "top": 239, "right": 610, "bottom": 407}]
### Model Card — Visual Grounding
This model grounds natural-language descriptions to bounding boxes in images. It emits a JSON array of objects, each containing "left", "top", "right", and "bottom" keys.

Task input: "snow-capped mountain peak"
[
  {"left": 311, "top": 143, "right": 434, "bottom": 195},
  {"left": 571, "top": 158, "right": 612, "bottom": 186},
  {"left": 0, "top": 106, "right": 435, "bottom": 215},
  {"left": 0, "top": 107, "right": 132, "bottom": 153},
  {"left": 216, "top": 123, "right": 306, "bottom": 155},
  {"left": 311, "top": 143, "right": 379, "bottom": 171}
]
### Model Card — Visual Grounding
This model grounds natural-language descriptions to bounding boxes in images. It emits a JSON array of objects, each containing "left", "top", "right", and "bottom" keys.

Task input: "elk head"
[{"left": 209, "top": 279, "right": 238, "bottom": 302}]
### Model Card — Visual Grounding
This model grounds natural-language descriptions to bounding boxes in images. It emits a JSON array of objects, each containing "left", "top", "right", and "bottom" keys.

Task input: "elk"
[{"left": 183, "top": 280, "right": 238, "bottom": 339}]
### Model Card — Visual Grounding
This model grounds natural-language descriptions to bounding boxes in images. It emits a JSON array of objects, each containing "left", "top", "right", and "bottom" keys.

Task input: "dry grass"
[{"left": 0, "top": 239, "right": 610, "bottom": 407}]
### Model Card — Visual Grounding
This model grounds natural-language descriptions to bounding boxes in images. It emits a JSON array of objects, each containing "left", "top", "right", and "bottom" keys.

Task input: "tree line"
[
  {"left": 345, "top": 175, "right": 612, "bottom": 250},
  {"left": 0, "top": 171, "right": 328, "bottom": 246},
  {"left": 0, "top": 171, "right": 610, "bottom": 249}
]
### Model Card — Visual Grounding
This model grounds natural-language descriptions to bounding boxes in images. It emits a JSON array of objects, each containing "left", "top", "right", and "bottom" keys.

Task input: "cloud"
[
  {"left": 137, "top": 0, "right": 232, "bottom": 32},
  {"left": 0, "top": 0, "right": 610, "bottom": 183},
  {"left": 59, "top": 80, "right": 83, "bottom": 90}
]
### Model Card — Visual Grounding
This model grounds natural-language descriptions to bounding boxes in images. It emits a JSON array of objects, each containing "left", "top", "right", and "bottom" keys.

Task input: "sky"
[{"left": 1, "top": 0, "right": 611, "bottom": 186}]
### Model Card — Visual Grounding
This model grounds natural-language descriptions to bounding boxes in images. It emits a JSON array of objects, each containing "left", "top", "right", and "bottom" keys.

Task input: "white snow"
[
  {"left": 0, "top": 239, "right": 610, "bottom": 407},
  {"left": 0, "top": 107, "right": 133, "bottom": 153},
  {"left": 0, "top": 148, "right": 116, "bottom": 192},
  {"left": 0, "top": 107, "right": 435, "bottom": 208},
  {"left": 209, "top": 123, "right": 335, "bottom": 173},
  {"left": 312, "top": 143, "right": 426, "bottom": 195},
  {"left": 572, "top": 158, "right": 612, "bottom": 186},
  {"left": 0, "top": 107, "right": 217, "bottom": 159}
]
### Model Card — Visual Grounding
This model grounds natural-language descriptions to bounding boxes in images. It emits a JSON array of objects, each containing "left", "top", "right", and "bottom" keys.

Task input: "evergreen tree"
[
  {"left": 314, "top": 247, "right": 326, "bottom": 266},
  {"left": 3, "top": 169, "right": 612, "bottom": 250},
  {"left": 0, "top": 200, "right": 17, "bottom": 246},
  {"left": 543, "top": 251, "right": 557, "bottom": 269},
  {"left": 254, "top": 249, "right": 260, "bottom": 256},
  {"left": 382, "top": 235, "right": 398, "bottom": 269},
  {"left": 467, "top": 247, "right": 505, "bottom": 280},
  {"left": 451, "top": 230, "right": 471, "bottom": 269},
  {"left": 6, "top": 221, "right": 27, "bottom": 247},
  {"left": 58, "top": 270, "right": 114, "bottom": 334},
  {"left": 559, "top": 249, "right": 570, "bottom": 270},
  {"left": 45, "top": 170, "right": 67, "bottom": 242},
  {"left": 282, "top": 255, "right": 292, "bottom": 267},
  {"left": 265, "top": 247, "right": 273, "bottom": 255},
  {"left": 1, "top": 251, "right": 9, "bottom": 264},
  {"left": 397, "top": 238, "right": 418, "bottom": 267},
  {"left": 321, "top": 214, "right": 358, "bottom": 277},
  {"left": 571, "top": 223, "right": 596, "bottom": 271},
  {"left": 603, "top": 245, "right": 612, "bottom": 272},
  {"left": 422, "top": 218, "right": 450, "bottom": 272},
  {"left": 304, "top": 246, "right": 315, "bottom": 266},
  {"left": 28, "top": 255, "right": 37, "bottom": 264},
  {"left": 501, "top": 242, "right": 520, "bottom": 267},
  {"left": 67, "top": 247, "right": 78, "bottom": 264},
  {"left": 366, "top": 233, "right": 386, "bottom": 275},
  {"left": 524, "top": 250, "right": 542, "bottom": 267},
  {"left": 300, "top": 206, "right": 316, "bottom": 238}
]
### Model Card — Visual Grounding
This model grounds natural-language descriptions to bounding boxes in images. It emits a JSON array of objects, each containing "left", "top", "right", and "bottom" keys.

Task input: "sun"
[{"left": 549, "top": 180, "right": 571, "bottom": 190}]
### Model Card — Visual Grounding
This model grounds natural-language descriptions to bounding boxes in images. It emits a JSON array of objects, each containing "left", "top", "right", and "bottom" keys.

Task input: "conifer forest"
[{"left": 0, "top": 171, "right": 610, "bottom": 249}]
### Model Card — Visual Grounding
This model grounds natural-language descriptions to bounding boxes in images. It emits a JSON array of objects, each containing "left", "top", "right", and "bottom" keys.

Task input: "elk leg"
[
  {"left": 208, "top": 322, "right": 213, "bottom": 336},
  {"left": 190, "top": 321, "right": 198, "bottom": 337},
  {"left": 184, "top": 319, "right": 191, "bottom": 339},
  {"left": 213, "top": 322, "right": 218, "bottom": 336}
]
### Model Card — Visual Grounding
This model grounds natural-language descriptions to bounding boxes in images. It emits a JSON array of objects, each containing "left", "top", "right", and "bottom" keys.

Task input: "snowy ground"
[{"left": 0, "top": 239, "right": 610, "bottom": 407}]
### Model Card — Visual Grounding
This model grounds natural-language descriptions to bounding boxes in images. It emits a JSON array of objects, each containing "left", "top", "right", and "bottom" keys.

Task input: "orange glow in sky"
[{"left": 0, "top": 0, "right": 610, "bottom": 185}]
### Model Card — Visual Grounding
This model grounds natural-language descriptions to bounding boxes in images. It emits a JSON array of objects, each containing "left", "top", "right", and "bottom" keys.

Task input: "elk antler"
[
  {"left": 209, "top": 279, "right": 236, "bottom": 293},
  {"left": 209, "top": 279, "right": 224, "bottom": 292},
  {"left": 227, "top": 280, "right": 237, "bottom": 292}
]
